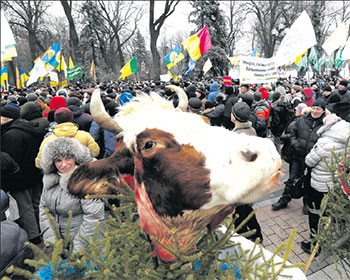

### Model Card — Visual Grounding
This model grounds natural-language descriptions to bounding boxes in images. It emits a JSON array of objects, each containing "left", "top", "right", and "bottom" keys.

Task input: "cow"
[{"left": 67, "top": 85, "right": 282, "bottom": 262}]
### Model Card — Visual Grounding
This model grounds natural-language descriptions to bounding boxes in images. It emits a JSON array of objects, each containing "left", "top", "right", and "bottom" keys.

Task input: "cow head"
[{"left": 68, "top": 86, "right": 281, "bottom": 262}]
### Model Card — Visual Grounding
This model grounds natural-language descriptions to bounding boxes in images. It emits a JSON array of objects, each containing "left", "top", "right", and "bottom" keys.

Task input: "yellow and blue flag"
[
  {"left": 251, "top": 43, "right": 259, "bottom": 57},
  {"left": 40, "top": 42, "right": 61, "bottom": 69},
  {"left": 164, "top": 45, "right": 184, "bottom": 69},
  {"left": 18, "top": 68, "right": 28, "bottom": 88},
  {"left": 1, "top": 62, "right": 8, "bottom": 91}
]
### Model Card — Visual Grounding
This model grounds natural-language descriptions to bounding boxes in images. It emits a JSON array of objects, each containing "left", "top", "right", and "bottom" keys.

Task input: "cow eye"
[{"left": 144, "top": 141, "right": 156, "bottom": 150}]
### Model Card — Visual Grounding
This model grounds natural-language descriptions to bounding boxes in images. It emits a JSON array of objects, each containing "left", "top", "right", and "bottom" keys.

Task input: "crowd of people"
[{"left": 1, "top": 74, "right": 350, "bottom": 276}]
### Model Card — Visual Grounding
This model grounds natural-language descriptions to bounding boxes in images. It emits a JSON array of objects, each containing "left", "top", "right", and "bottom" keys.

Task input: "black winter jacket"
[
  {"left": 290, "top": 111, "right": 325, "bottom": 160},
  {"left": 1, "top": 120, "right": 45, "bottom": 191},
  {"left": 67, "top": 105, "right": 93, "bottom": 132}
]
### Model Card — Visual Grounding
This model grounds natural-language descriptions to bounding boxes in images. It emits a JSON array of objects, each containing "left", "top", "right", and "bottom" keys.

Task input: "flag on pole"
[
  {"left": 223, "top": 76, "right": 232, "bottom": 86},
  {"left": 308, "top": 46, "right": 318, "bottom": 64},
  {"left": 26, "top": 58, "right": 49, "bottom": 86},
  {"left": 18, "top": 68, "right": 28, "bottom": 88},
  {"left": 314, "top": 53, "right": 326, "bottom": 73},
  {"left": 181, "top": 25, "right": 213, "bottom": 61},
  {"left": 301, "top": 53, "right": 308, "bottom": 69},
  {"left": 275, "top": 10, "right": 316, "bottom": 67},
  {"left": 322, "top": 22, "right": 348, "bottom": 56},
  {"left": 16, "top": 67, "right": 21, "bottom": 89},
  {"left": 67, "top": 65, "right": 82, "bottom": 80},
  {"left": 203, "top": 58, "right": 212, "bottom": 74},
  {"left": 328, "top": 53, "right": 335, "bottom": 68},
  {"left": 90, "top": 60, "right": 96, "bottom": 81},
  {"left": 335, "top": 49, "right": 344, "bottom": 69},
  {"left": 118, "top": 57, "right": 138, "bottom": 80},
  {"left": 185, "top": 58, "right": 196, "bottom": 76},
  {"left": 1, "top": 63, "right": 8, "bottom": 90},
  {"left": 40, "top": 42, "right": 61, "bottom": 69},
  {"left": 251, "top": 43, "right": 259, "bottom": 57},
  {"left": 164, "top": 45, "right": 184, "bottom": 69},
  {"left": 69, "top": 56, "right": 74, "bottom": 68},
  {"left": 1, "top": 11, "right": 18, "bottom": 61}
]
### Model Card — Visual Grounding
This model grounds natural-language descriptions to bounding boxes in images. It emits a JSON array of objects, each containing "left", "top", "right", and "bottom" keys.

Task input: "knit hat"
[
  {"left": 253, "top": 91, "right": 262, "bottom": 101},
  {"left": 27, "top": 93, "right": 38, "bottom": 101},
  {"left": 66, "top": 97, "right": 82, "bottom": 107},
  {"left": 238, "top": 93, "right": 253, "bottom": 107},
  {"left": 295, "top": 103, "right": 307, "bottom": 113},
  {"left": 49, "top": 96, "right": 67, "bottom": 110},
  {"left": 54, "top": 107, "right": 74, "bottom": 124},
  {"left": 231, "top": 102, "right": 250, "bottom": 122},
  {"left": 311, "top": 98, "right": 326, "bottom": 110},
  {"left": 188, "top": 97, "right": 202, "bottom": 112},
  {"left": 20, "top": 101, "right": 43, "bottom": 121},
  {"left": 0, "top": 105, "right": 20, "bottom": 119},
  {"left": 339, "top": 80, "right": 348, "bottom": 87},
  {"left": 322, "top": 85, "right": 332, "bottom": 92}
]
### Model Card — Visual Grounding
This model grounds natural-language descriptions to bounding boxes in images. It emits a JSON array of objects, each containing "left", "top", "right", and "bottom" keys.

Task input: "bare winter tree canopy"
[{"left": 1, "top": 0, "right": 350, "bottom": 81}]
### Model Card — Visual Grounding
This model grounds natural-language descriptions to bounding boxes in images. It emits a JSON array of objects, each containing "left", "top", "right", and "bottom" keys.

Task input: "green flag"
[
  {"left": 119, "top": 57, "right": 138, "bottom": 80},
  {"left": 335, "top": 49, "right": 344, "bottom": 69},
  {"left": 67, "top": 65, "right": 82, "bottom": 80},
  {"left": 328, "top": 53, "right": 334, "bottom": 68},
  {"left": 308, "top": 46, "right": 318, "bottom": 64},
  {"left": 301, "top": 53, "right": 308, "bottom": 69},
  {"left": 314, "top": 53, "right": 326, "bottom": 73}
]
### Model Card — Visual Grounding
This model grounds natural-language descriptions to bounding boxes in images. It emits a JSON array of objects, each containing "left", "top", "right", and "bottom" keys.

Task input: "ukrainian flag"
[
  {"left": 18, "top": 68, "right": 28, "bottom": 88},
  {"left": 1, "top": 63, "right": 8, "bottom": 90}
]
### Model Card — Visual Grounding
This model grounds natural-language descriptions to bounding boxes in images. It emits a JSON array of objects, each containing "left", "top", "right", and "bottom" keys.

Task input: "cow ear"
[{"left": 67, "top": 140, "right": 134, "bottom": 198}]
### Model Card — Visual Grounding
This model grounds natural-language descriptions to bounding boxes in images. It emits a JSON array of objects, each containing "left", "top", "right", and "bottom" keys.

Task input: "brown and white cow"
[{"left": 67, "top": 86, "right": 281, "bottom": 262}]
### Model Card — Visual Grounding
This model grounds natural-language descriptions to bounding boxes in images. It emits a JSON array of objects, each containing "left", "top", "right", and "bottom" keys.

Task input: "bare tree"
[
  {"left": 224, "top": 1, "right": 250, "bottom": 56},
  {"left": 2, "top": 0, "right": 50, "bottom": 62},
  {"left": 149, "top": 0, "right": 180, "bottom": 80},
  {"left": 60, "top": 0, "right": 81, "bottom": 63},
  {"left": 97, "top": 1, "right": 144, "bottom": 69}
]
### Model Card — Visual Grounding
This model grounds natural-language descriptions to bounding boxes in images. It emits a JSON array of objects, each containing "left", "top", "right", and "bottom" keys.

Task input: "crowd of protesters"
[{"left": 1, "top": 74, "right": 350, "bottom": 276}]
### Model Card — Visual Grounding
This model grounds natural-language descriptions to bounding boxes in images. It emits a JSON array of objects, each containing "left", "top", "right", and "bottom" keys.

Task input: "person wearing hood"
[
  {"left": 66, "top": 97, "right": 93, "bottom": 132},
  {"left": 207, "top": 81, "right": 221, "bottom": 102},
  {"left": 19, "top": 101, "right": 49, "bottom": 131},
  {"left": 35, "top": 107, "right": 100, "bottom": 169},
  {"left": 1, "top": 105, "right": 46, "bottom": 244},
  {"left": 301, "top": 113, "right": 350, "bottom": 255},
  {"left": 39, "top": 137, "right": 104, "bottom": 253},
  {"left": 301, "top": 88, "right": 315, "bottom": 107}
]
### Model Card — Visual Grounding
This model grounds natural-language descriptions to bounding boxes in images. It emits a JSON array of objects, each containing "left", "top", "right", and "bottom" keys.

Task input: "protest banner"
[{"left": 239, "top": 56, "right": 278, "bottom": 84}]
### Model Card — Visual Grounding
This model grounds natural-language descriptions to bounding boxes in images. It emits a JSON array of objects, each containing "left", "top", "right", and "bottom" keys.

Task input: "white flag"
[
  {"left": 322, "top": 22, "right": 348, "bottom": 56},
  {"left": 203, "top": 58, "right": 212, "bottom": 74},
  {"left": 26, "top": 58, "right": 49, "bottom": 86},
  {"left": 1, "top": 11, "right": 18, "bottom": 61},
  {"left": 342, "top": 38, "right": 350, "bottom": 60},
  {"left": 275, "top": 11, "right": 316, "bottom": 67}
]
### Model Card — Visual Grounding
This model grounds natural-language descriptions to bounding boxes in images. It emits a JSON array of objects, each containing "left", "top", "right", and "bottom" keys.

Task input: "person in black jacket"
[
  {"left": 272, "top": 99, "right": 328, "bottom": 211},
  {"left": 1, "top": 105, "right": 46, "bottom": 244},
  {"left": 0, "top": 190, "right": 35, "bottom": 279},
  {"left": 66, "top": 97, "right": 93, "bottom": 132}
]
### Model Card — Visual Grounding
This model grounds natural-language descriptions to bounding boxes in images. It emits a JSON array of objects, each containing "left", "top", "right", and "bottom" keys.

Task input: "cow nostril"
[{"left": 241, "top": 149, "right": 258, "bottom": 162}]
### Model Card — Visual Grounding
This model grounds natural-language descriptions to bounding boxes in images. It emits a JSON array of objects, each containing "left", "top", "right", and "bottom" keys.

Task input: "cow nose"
[{"left": 241, "top": 149, "right": 258, "bottom": 162}]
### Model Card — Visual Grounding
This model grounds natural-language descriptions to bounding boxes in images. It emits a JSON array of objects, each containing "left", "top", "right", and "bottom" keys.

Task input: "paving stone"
[{"left": 307, "top": 270, "right": 332, "bottom": 280}]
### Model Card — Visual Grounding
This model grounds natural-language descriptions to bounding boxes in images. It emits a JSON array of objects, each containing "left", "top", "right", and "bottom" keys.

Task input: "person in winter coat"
[
  {"left": 1, "top": 105, "right": 46, "bottom": 244},
  {"left": 328, "top": 79, "right": 350, "bottom": 103},
  {"left": 290, "top": 85, "right": 303, "bottom": 108},
  {"left": 66, "top": 97, "right": 93, "bottom": 132},
  {"left": 19, "top": 101, "right": 49, "bottom": 131},
  {"left": 272, "top": 99, "right": 328, "bottom": 211},
  {"left": 0, "top": 190, "right": 34, "bottom": 279},
  {"left": 205, "top": 93, "right": 225, "bottom": 126},
  {"left": 207, "top": 81, "right": 221, "bottom": 102},
  {"left": 230, "top": 102, "right": 263, "bottom": 242},
  {"left": 301, "top": 88, "right": 315, "bottom": 107},
  {"left": 252, "top": 92, "right": 269, "bottom": 137},
  {"left": 270, "top": 92, "right": 294, "bottom": 153},
  {"left": 39, "top": 137, "right": 105, "bottom": 253},
  {"left": 222, "top": 86, "right": 239, "bottom": 130},
  {"left": 301, "top": 113, "right": 350, "bottom": 255},
  {"left": 35, "top": 107, "right": 100, "bottom": 169}
]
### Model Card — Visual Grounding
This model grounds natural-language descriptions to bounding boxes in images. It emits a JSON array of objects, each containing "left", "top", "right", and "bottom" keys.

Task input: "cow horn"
[
  {"left": 166, "top": 85, "right": 188, "bottom": 112},
  {"left": 90, "top": 88, "right": 122, "bottom": 133}
]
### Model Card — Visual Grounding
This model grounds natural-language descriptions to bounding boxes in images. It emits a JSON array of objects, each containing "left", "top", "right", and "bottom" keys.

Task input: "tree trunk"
[
  {"left": 149, "top": 0, "right": 161, "bottom": 81},
  {"left": 60, "top": 0, "right": 80, "bottom": 63}
]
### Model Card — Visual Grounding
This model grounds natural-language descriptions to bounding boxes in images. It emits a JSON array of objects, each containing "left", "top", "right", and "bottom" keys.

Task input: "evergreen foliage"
[
  {"left": 312, "top": 138, "right": 350, "bottom": 279},
  {"left": 6, "top": 181, "right": 303, "bottom": 279},
  {"left": 132, "top": 30, "right": 149, "bottom": 74},
  {"left": 188, "top": 0, "right": 230, "bottom": 77}
]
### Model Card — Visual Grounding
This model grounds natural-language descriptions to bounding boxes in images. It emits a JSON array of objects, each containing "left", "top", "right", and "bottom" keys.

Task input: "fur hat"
[
  {"left": 231, "top": 102, "right": 250, "bottom": 122},
  {"left": 54, "top": 107, "right": 74, "bottom": 124},
  {"left": 0, "top": 105, "right": 20, "bottom": 119},
  {"left": 40, "top": 137, "right": 92, "bottom": 174}
]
